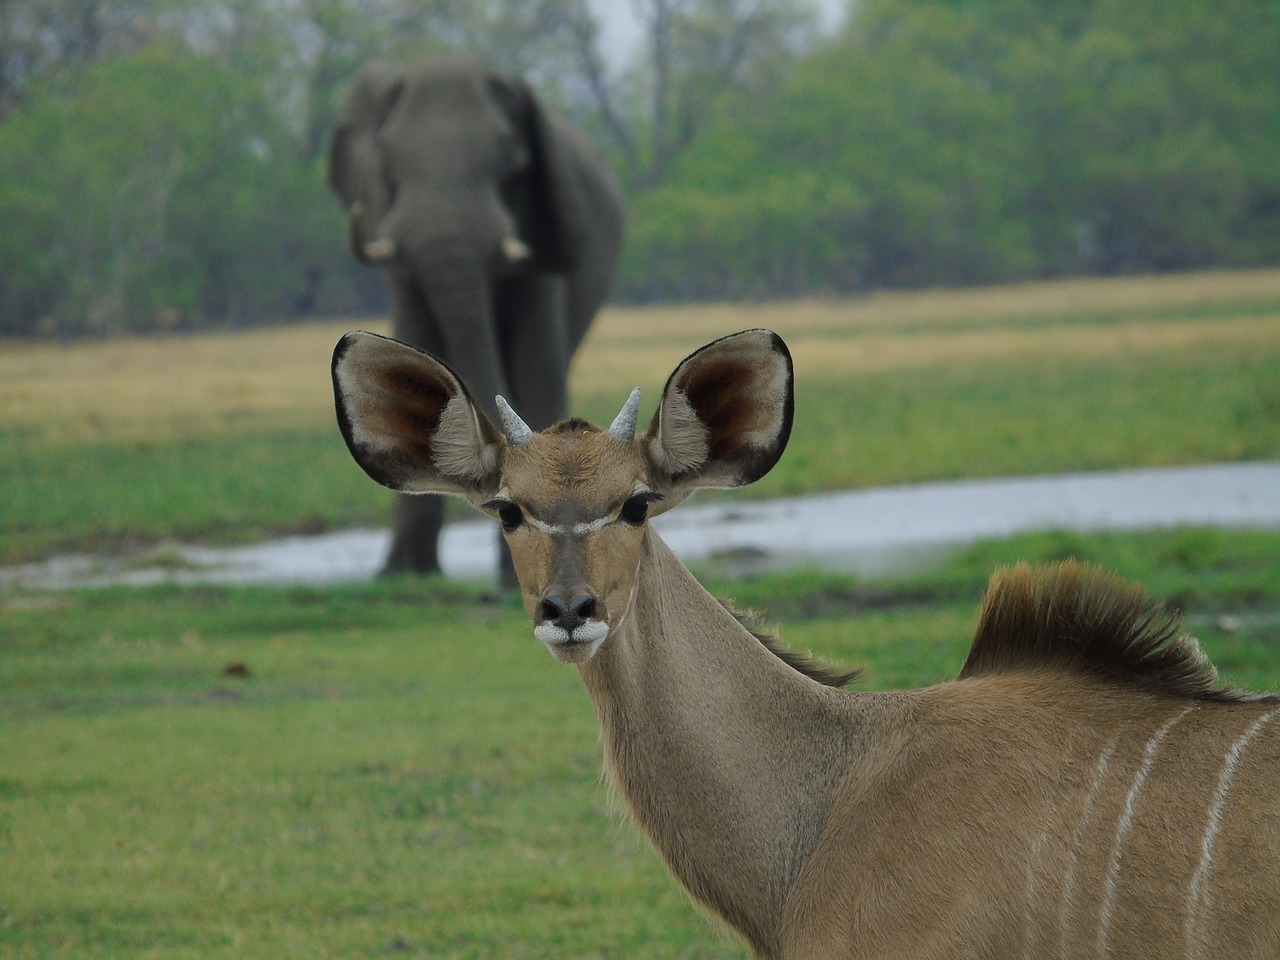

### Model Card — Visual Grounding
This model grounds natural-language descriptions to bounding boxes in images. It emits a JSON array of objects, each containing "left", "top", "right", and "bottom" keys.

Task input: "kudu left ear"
[
  {"left": 332, "top": 331, "right": 504, "bottom": 497},
  {"left": 645, "top": 329, "right": 794, "bottom": 493}
]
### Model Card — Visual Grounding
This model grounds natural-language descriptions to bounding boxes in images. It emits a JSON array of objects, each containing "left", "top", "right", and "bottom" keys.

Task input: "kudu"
[{"left": 332, "top": 328, "right": 1280, "bottom": 959}]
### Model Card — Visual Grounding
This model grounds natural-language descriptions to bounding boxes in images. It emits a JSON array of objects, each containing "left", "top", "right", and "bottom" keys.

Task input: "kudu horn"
[
  {"left": 607, "top": 388, "right": 641, "bottom": 441},
  {"left": 495, "top": 395, "right": 534, "bottom": 446}
]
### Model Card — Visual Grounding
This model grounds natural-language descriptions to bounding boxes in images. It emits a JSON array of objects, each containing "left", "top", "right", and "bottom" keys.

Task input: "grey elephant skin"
[{"left": 328, "top": 56, "right": 626, "bottom": 577}]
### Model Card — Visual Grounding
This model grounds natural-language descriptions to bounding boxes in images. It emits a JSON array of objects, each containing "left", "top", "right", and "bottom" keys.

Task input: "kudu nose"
[{"left": 539, "top": 592, "right": 598, "bottom": 630}]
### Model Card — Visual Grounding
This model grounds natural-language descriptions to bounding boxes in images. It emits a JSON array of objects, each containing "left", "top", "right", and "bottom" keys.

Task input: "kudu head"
[{"left": 332, "top": 329, "right": 794, "bottom": 662}]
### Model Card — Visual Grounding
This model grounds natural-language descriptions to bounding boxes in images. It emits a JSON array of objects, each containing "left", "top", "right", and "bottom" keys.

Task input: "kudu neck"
[{"left": 578, "top": 531, "right": 864, "bottom": 955}]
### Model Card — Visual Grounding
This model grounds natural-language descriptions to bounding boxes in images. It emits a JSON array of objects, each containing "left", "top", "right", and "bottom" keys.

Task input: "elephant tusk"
[
  {"left": 362, "top": 238, "right": 397, "bottom": 262},
  {"left": 500, "top": 235, "right": 533, "bottom": 264},
  {"left": 347, "top": 202, "right": 397, "bottom": 264}
]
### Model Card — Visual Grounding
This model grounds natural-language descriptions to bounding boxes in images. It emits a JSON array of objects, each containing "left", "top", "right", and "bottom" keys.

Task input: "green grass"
[
  {"left": 5, "top": 342, "right": 1279, "bottom": 563},
  {"left": 2, "top": 579, "right": 731, "bottom": 959},
  {"left": 2, "top": 429, "right": 384, "bottom": 562},
  {"left": 4, "top": 529, "right": 1280, "bottom": 959},
  {"left": 772, "top": 343, "right": 1280, "bottom": 497}
]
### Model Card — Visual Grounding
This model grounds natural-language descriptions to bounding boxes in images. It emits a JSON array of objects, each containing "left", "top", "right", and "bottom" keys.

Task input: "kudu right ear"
[
  {"left": 332, "top": 331, "right": 504, "bottom": 497},
  {"left": 645, "top": 329, "right": 794, "bottom": 494}
]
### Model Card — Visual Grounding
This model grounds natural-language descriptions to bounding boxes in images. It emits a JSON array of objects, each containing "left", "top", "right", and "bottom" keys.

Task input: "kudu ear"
[
  {"left": 645, "top": 329, "right": 794, "bottom": 494},
  {"left": 332, "top": 331, "right": 504, "bottom": 497}
]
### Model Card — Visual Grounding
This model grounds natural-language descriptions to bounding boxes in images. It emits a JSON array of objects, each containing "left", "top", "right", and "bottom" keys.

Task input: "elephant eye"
[
  {"left": 620, "top": 493, "right": 662, "bottom": 526},
  {"left": 484, "top": 499, "right": 524, "bottom": 532}
]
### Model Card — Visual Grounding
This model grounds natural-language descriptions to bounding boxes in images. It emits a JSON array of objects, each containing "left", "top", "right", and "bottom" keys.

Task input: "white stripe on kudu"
[
  {"left": 1097, "top": 707, "right": 1192, "bottom": 955},
  {"left": 526, "top": 514, "right": 611, "bottom": 536},
  {"left": 1185, "top": 708, "right": 1279, "bottom": 958},
  {"left": 1061, "top": 744, "right": 1115, "bottom": 959}
]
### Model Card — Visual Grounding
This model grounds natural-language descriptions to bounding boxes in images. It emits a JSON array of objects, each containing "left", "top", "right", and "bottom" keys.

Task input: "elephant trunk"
[
  {"left": 348, "top": 202, "right": 397, "bottom": 265},
  {"left": 417, "top": 258, "right": 506, "bottom": 422}
]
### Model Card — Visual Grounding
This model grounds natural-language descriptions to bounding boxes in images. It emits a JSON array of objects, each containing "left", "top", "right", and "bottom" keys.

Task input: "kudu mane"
[
  {"left": 545, "top": 416, "right": 598, "bottom": 434},
  {"left": 961, "top": 560, "right": 1275, "bottom": 704},
  {"left": 729, "top": 556, "right": 1269, "bottom": 700},
  {"left": 726, "top": 604, "right": 863, "bottom": 688}
]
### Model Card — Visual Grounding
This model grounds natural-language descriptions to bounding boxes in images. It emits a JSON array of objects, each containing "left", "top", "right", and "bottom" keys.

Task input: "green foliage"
[
  {"left": 620, "top": 0, "right": 1280, "bottom": 299},
  {"left": 0, "top": 47, "right": 355, "bottom": 336},
  {"left": 0, "top": 48, "right": 350, "bottom": 340},
  {"left": 5, "top": 0, "right": 1278, "bottom": 328}
]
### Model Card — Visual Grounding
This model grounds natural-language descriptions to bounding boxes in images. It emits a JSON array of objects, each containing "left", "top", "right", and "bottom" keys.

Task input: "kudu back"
[{"left": 332, "top": 328, "right": 1280, "bottom": 959}]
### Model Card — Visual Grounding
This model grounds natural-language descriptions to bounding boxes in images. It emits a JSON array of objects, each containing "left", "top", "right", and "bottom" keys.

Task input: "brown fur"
[{"left": 545, "top": 416, "right": 599, "bottom": 435}]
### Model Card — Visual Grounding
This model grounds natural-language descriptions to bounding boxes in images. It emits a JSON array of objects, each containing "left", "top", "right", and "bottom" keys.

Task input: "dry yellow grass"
[
  {"left": 0, "top": 320, "right": 390, "bottom": 445},
  {"left": 574, "top": 268, "right": 1280, "bottom": 391},
  {"left": 578, "top": 314, "right": 1280, "bottom": 393},
  {"left": 585, "top": 267, "right": 1280, "bottom": 341},
  {"left": 3, "top": 268, "right": 1279, "bottom": 446}
]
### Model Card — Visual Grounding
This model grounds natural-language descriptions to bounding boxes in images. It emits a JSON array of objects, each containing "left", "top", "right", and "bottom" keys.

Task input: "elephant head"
[{"left": 327, "top": 56, "right": 599, "bottom": 286}]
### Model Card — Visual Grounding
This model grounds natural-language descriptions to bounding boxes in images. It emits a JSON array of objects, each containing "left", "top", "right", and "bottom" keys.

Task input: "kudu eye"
[
  {"left": 484, "top": 499, "right": 524, "bottom": 532},
  {"left": 620, "top": 494, "right": 654, "bottom": 526}
]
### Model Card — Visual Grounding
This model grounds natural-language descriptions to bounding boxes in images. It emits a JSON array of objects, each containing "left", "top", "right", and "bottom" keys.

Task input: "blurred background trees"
[{"left": 1, "top": 0, "right": 1277, "bottom": 336}]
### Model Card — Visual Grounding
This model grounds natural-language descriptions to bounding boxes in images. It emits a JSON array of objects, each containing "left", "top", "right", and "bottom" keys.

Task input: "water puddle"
[{"left": 3, "top": 463, "right": 1278, "bottom": 591}]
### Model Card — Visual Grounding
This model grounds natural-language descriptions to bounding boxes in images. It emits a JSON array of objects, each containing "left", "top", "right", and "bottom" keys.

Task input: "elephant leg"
[
  {"left": 389, "top": 282, "right": 446, "bottom": 355},
  {"left": 421, "top": 267, "right": 524, "bottom": 587},
  {"left": 382, "top": 494, "right": 444, "bottom": 577}
]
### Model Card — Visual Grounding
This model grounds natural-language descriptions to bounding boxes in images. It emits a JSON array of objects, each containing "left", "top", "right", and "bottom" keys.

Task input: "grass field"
[
  {"left": 4, "top": 530, "right": 1280, "bottom": 959},
  {"left": 3, "top": 269, "right": 1280, "bottom": 957},
  {"left": 3, "top": 268, "right": 1280, "bottom": 562}
]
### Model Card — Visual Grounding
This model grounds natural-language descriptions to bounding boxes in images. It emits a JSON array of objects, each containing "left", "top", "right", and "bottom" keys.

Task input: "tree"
[
  {"left": 0, "top": 46, "right": 346, "bottom": 335},
  {"left": 616, "top": 0, "right": 1280, "bottom": 300},
  {"left": 548, "top": 0, "right": 818, "bottom": 187},
  {"left": 0, "top": 0, "right": 158, "bottom": 116},
  {"left": 619, "top": 1, "right": 1032, "bottom": 298}
]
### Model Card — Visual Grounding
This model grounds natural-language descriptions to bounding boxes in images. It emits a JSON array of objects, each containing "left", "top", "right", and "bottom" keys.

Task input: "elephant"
[{"left": 327, "top": 56, "right": 625, "bottom": 579}]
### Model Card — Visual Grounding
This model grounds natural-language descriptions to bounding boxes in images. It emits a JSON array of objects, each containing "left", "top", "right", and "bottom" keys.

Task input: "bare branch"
[{"left": 558, "top": 0, "right": 638, "bottom": 173}]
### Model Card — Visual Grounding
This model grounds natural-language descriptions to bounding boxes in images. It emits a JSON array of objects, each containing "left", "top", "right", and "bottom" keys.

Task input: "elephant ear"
[
  {"left": 327, "top": 61, "right": 405, "bottom": 206},
  {"left": 332, "top": 331, "right": 505, "bottom": 498},
  {"left": 494, "top": 75, "right": 619, "bottom": 275}
]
